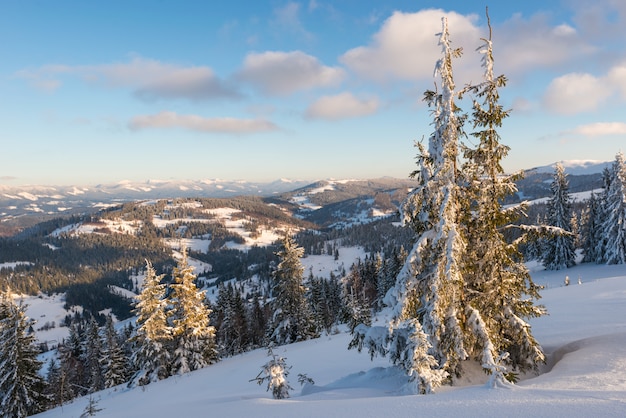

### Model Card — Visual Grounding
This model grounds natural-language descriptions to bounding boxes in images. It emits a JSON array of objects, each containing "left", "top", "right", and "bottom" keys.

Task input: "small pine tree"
[
  {"left": 0, "top": 292, "right": 50, "bottom": 417},
  {"left": 251, "top": 347, "right": 293, "bottom": 399},
  {"left": 80, "top": 394, "right": 103, "bottom": 417}
]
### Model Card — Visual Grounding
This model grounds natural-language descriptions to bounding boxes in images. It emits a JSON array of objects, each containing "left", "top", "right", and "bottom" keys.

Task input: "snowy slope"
[{"left": 35, "top": 262, "right": 626, "bottom": 418}]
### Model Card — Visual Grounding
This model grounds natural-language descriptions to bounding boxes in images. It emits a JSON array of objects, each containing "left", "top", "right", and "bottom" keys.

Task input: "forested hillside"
[{"left": 0, "top": 182, "right": 414, "bottom": 318}]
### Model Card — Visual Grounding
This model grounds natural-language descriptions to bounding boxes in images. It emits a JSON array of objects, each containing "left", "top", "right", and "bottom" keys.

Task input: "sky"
[{"left": 1, "top": 0, "right": 626, "bottom": 186}]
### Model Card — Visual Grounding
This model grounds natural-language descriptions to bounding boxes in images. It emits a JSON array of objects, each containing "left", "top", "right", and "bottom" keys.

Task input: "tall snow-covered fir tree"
[
  {"left": 599, "top": 152, "right": 626, "bottom": 264},
  {"left": 350, "top": 14, "right": 546, "bottom": 392},
  {"left": 460, "top": 16, "right": 545, "bottom": 377},
  {"left": 390, "top": 16, "right": 468, "bottom": 386},
  {"left": 542, "top": 163, "right": 577, "bottom": 270},
  {"left": 168, "top": 250, "right": 218, "bottom": 375},
  {"left": 351, "top": 18, "right": 466, "bottom": 394},
  {"left": 130, "top": 261, "right": 172, "bottom": 386},
  {"left": 269, "top": 232, "right": 318, "bottom": 345},
  {"left": 0, "top": 291, "right": 49, "bottom": 417}
]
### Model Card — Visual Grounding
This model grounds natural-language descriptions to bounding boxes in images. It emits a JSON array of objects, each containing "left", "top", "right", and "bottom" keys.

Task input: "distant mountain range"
[
  {"left": 515, "top": 160, "right": 608, "bottom": 201},
  {"left": 528, "top": 160, "right": 611, "bottom": 176},
  {"left": 0, "top": 160, "right": 610, "bottom": 234},
  {"left": 0, "top": 178, "right": 311, "bottom": 227}
]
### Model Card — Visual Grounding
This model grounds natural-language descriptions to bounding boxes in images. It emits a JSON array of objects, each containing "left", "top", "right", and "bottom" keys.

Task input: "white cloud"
[
  {"left": 542, "top": 73, "right": 612, "bottom": 114},
  {"left": 552, "top": 23, "right": 577, "bottom": 37},
  {"left": 17, "top": 57, "right": 239, "bottom": 101},
  {"left": 305, "top": 92, "right": 379, "bottom": 120},
  {"left": 511, "top": 97, "right": 533, "bottom": 113},
  {"left": 15, "top": 65, "right": 69, "bottom": 92},
  {"left": 20, "top": 76, "right": 61, "bottom": 93},
  {"left": 570, "top": 0, "right": 626, "bottom": 40},
  {"left": 129, "top": 111, "right": 278, "bottom": 134},
  {"left": 340, "top": 9, "right": 481, "bottom": 82},
  {"left": 607, "top": 62, "right": 626, "bottom": 99},
  {"left": 542, "top": 60, "right": 626, "bottom": 114},
  {"left": 495, "top": 14, "right": 595, "bottom": 76},
  {"left": 273, "top": 2, "right": 313, "bottom": 41},
  {"left": 237, "top": 51, "right": 345, "bottom": 96},
  {"left": 569, "top": 122, "right": 626, "bottom": 136}
]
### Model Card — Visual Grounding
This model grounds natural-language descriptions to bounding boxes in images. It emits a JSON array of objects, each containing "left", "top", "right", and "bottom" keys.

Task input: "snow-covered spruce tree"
[
  {"left": 541, "top": 163, "right": 577, "bottom": 270},
  {"left": 269, "top": 232, "right": 318, "bottom": 345},
  {"left": 460, "top": 16, "right": 545, "bottom": 378},
  {"left": 129, "top": 261, "right": 172, "bottom": 386},
  {"left": 251, "top": 347, "right": 293, "bottom": 399},
  {"left": 248, "top": 297, "right": 269, "bottom": 349},
  {"left": 169, "top": 251, "right": 218, "bottom": 375},
  {"left": 44, "top": 357, "right": 74, "bottom": 408},
  {"left": 344, "top": 286, "right": 372, "bottom": 333},
  {"left": 309, "top": 275, "right": 344, "bottom": 334},
  {"left": 0, "top": 290, "right": 9, "bottom": 320},
  {"left": 343, "top": 261, "right": 373, "bottom": 332},
  {"left": 351, "top": 15, "right": 546, "bottom": 392},
  {"left": 352, "top": 18, "right": 466, "bottom": 394},
  {"left": 102, "top": 315, "right": 129, "bottom": 388},
  {"left": 376, "top": 246, "right": 407, "bottom": 309},
  {"left": 581, "top": 191, "right": 603, "bottom": 263},
  {"left": 82, "top": 317, "right": 105, "bottom": 393},
  {"left": 592, "top": 166, "right": 613, "bottom": 262},
  {"left": 57, "top": 322, "right": 85, "bottom": 398},
  {"left": 0, "top": 292, "right": 49, "bottom": 417},
  {"left": 391, "top": 15, "right": 468, "bottom": 383},
  {"left": 215, "top": 283, "right": 250, "bottom": 356},
  {"left": 599, "top": 152, "right": 626, "bottom": 264}
]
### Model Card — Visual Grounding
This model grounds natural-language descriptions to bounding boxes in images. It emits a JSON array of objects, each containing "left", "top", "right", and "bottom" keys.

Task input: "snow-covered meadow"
[{"left": 34, "top": 261, "right": 626, "bottom": 417}]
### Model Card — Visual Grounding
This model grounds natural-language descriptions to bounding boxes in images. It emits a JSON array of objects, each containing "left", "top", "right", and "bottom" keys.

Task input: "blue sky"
[{"left": 1, "top": 0, "right": 625, "bottom": 186}]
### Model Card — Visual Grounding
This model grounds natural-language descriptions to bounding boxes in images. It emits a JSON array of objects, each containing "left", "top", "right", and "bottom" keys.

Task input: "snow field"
[{"left": 34, "top": 261, "right": 626, "bottom": 417}]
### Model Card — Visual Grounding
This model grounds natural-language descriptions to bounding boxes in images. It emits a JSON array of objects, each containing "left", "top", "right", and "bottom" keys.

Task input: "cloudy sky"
[{"left": 1, "top": 0, "right": 625, "bottom": 186}]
